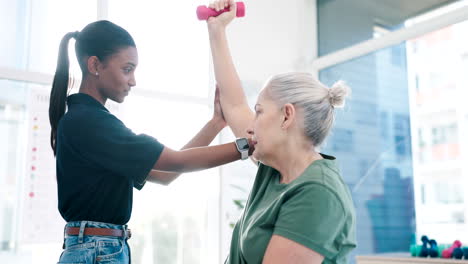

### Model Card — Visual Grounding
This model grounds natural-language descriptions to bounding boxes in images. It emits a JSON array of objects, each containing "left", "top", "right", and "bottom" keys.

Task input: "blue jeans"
[{"left": 57, "top": 221, "right": 131, "bottom": 264}]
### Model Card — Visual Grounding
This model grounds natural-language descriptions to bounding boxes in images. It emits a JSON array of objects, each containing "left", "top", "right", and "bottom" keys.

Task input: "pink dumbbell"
[
  {"left": 442, "top": 240, "right": 462, "bottom": 258},
  {"left": 196, "top": 2, "right": 245, "bottom": 20}
]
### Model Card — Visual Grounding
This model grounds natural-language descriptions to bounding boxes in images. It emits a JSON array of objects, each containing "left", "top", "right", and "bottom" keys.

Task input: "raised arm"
[{"left": 207, "top": 0, "right": 254, "bottom": 139}]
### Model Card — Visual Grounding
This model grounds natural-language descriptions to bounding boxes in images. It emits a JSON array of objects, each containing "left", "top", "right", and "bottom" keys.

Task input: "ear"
[
  {"left": 86, "top": 56, "right": 101, "bottom": 76},
  {"left": 281, "top": 103, "right": 296, "bottom": 130}
]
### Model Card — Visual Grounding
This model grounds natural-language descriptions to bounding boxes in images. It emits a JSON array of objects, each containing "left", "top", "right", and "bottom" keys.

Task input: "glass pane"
[
  {"left": 0, "top": 80, "right": 28, "bottom": 250},
  {"left": 319, "top": 44, "right": 415, "bottom": 259},
  {"left": 108, "top": 0, "right": 210, "bottom": 98},
  {"left": 319, "top": 19, "right": 468, "bottom": 260},
  {"left": 407, "top": 21, "right": 468, "bottom": 239},
  {"left": 27, "top": 0, "right": 96, "bottom": 74},
  {"left": 0, "top": 80, "right": 64, "bottom": 263},
  {"left": 116, "top": 95, "right": 219, "bottom": 264},
  {"left": 317, "top": 0, "right": 460, "bottom": 56},
  {"left": 0, "top": 0, "right": 29, "bottom": 69}
]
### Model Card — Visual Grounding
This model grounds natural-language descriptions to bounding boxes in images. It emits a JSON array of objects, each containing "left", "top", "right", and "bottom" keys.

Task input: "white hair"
[{"left": 266, "top": 72, "right": 350, "bottom": 146}]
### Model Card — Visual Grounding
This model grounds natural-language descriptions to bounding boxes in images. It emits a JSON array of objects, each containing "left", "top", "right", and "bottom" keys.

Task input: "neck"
[
  {"left": 270, "top": 141, "right": 323, "bottom": 184},
  {"left": 79, "top": 78, "right": 106, "bottom": 105}
]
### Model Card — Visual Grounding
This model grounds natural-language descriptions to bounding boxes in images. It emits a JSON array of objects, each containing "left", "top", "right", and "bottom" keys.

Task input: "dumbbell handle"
[{"left": 197, "top": 2, "right": 245, "bottom": 20}]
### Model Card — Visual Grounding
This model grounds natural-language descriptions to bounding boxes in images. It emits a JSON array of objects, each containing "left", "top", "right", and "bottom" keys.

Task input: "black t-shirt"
[{"left": 56, "top": 93, "right": 164, "bottom": 225}]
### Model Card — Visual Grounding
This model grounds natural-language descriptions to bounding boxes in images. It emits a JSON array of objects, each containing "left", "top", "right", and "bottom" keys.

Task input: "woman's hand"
[
  {"left": 212, "top": 85, "right": 227, "bottom": 129},
  {"left": 207, "top": 0, "right": 237, "bottom": 33}
]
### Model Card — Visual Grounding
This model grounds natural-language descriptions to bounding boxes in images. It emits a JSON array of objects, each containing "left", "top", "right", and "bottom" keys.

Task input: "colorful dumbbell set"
[{"left": 411, "top": 236, "right": 468, "bottom": 259}]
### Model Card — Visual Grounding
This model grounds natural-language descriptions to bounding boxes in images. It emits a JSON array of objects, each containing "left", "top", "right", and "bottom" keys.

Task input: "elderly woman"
[{"left": 206, "top": 1, "right": 357, "bottom": 263}]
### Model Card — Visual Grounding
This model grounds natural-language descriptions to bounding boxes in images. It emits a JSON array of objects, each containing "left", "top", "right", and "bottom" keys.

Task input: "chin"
[
  {"left": 113, "top": 96, "right": 125, "bottom": 103},
  {"left": 253, "top": 149, "right": 276, "bottom": 167},
  {"left": 252, "top": 150, "right": 262, "bottom": 162}
]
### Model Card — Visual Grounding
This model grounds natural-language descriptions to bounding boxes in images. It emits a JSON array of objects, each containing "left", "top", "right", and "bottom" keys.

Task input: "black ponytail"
[
  {"left": 49, "top": 20, "right": 136, "bottom": 156},
  {"left": 49, "top": 31, "right": 77, "bottom": 156}
]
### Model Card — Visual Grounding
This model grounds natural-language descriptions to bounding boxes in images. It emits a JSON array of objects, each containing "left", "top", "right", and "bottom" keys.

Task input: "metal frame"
[{"left": 310, "top": 4, "right": 468, "bottom": 73}]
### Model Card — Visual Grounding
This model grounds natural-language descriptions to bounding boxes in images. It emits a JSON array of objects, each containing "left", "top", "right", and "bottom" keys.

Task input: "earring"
[{"left": 95, "top": 72, "right": 99, "bottom": 76}]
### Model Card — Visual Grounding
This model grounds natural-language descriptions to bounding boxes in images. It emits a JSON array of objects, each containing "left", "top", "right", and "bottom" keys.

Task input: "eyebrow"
[{"left": 126, "top": 63, "right": 137, "bottom": 67}]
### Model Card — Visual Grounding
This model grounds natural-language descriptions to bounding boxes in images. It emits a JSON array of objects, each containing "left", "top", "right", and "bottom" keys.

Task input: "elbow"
[
  {"left": 154, "top": 151, "right": 187, "bottom": 172},
  {"left": 161, "top": 176, "right": 179, "bottom": 186},
  {"left": 159, "top": 180, "right": 172, "bottom": 186},
  {"left": 147, "top": 170, "right": 181, "bottom": 186}
]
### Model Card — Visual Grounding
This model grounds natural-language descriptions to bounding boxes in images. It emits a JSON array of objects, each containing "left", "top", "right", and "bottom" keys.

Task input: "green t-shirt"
[{"left": 226, "top": 154, "right": 356, "bottom": 264}]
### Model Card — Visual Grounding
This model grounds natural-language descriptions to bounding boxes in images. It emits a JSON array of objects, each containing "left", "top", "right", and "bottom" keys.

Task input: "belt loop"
[
  {"left": 78, "top": 221, "right": 87, "bottom": 243},
  {"left": 62, "top": 224, "right": 67, "bottom": 249},
  {"left": 122, "top": 224, "right": 127, "bottom": 240}
]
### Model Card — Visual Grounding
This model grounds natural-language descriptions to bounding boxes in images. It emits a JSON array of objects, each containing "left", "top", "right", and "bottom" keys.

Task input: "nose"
[
  {"left": 246, "top": 119, "right": 255, "bottom": 136},
  {"left": 129, "top": 73, "right": 136, "bottom": 87}
]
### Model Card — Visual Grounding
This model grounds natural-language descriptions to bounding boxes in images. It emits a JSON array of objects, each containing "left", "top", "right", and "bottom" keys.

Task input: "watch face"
[{"left": 237, "top": 138, "right": 249, "bottom": 150}]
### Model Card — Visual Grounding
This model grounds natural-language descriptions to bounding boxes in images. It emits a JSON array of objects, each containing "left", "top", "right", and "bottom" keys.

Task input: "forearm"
[
  {"left": 153, "top": 143, "right": 241, "bottom": 173},
  {"left": 179, "top": 143, "right": 239, "bottom": 171},
  {"left": 209, "top": 29, "right": 248, "bottom": 108},
  {"left": 181, "top": 118, "right": 224, "bottom": 149},
  {"left": 148, "top": 118, "right": 224, "bottom": 185}
]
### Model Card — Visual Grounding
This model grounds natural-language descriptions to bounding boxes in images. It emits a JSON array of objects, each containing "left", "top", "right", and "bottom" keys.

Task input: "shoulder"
[
  {"left": 59, "top": 107, "right": 131, "bottom": 147},
  {"left": 297, "top": 177, "right": 355, "bottom": 224},
  {"left": 62, "top": 107, "right": 125, "bottom": 131},
  {"left": 297, "top": 183, "right": 346, "bottom": 210},
  {"left": 300, "top": 157, "right": 348, "bottom": 196},
  {"left": 290, "top": 164, "right": 351, "bottom": 214}
]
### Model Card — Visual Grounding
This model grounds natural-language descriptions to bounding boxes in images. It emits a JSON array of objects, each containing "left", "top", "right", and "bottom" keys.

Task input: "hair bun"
[
  {"left": 72, "top": 31, "right": 80, "bottom": 39},
  {"left": 329, "top": 80, "right": 350, "bottom": 108}
]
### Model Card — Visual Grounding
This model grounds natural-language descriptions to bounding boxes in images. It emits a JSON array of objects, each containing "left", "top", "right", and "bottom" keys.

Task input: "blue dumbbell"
[
  {"left": 419, "top": 236, "right": 429, "bottom": 257},
  {"left": 462, "top": 247, "right": 468, "bottom": 259},
  {"left": 453, "top": 248, "right": 463, "bottom": 259},
  {"left": 429, "top": 239, "right": 439, "bottom": 258}
]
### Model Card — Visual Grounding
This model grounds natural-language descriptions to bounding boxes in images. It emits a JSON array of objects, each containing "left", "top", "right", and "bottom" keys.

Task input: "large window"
[
  {"left": 407, "top": 20, "right": 468, "bottom": 240},
  {"left": 320, "top": 44, "right": 415, "bottom": 259},
  {"left": 315, "top": 0, "right": 468, "bottom": 262}
]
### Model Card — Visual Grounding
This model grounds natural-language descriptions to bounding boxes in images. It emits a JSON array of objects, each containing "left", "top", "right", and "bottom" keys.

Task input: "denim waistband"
[
  {"left": 65, "top": 220, "right": 128, "bottom": 230},
  {"left": 63, "top": 220, "right": 130, "bottom": 245}
]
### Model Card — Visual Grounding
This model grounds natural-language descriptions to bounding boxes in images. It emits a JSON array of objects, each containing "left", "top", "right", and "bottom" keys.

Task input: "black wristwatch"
[{"left": 235, "top": 138, "right": 250, "bottom": 160}]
